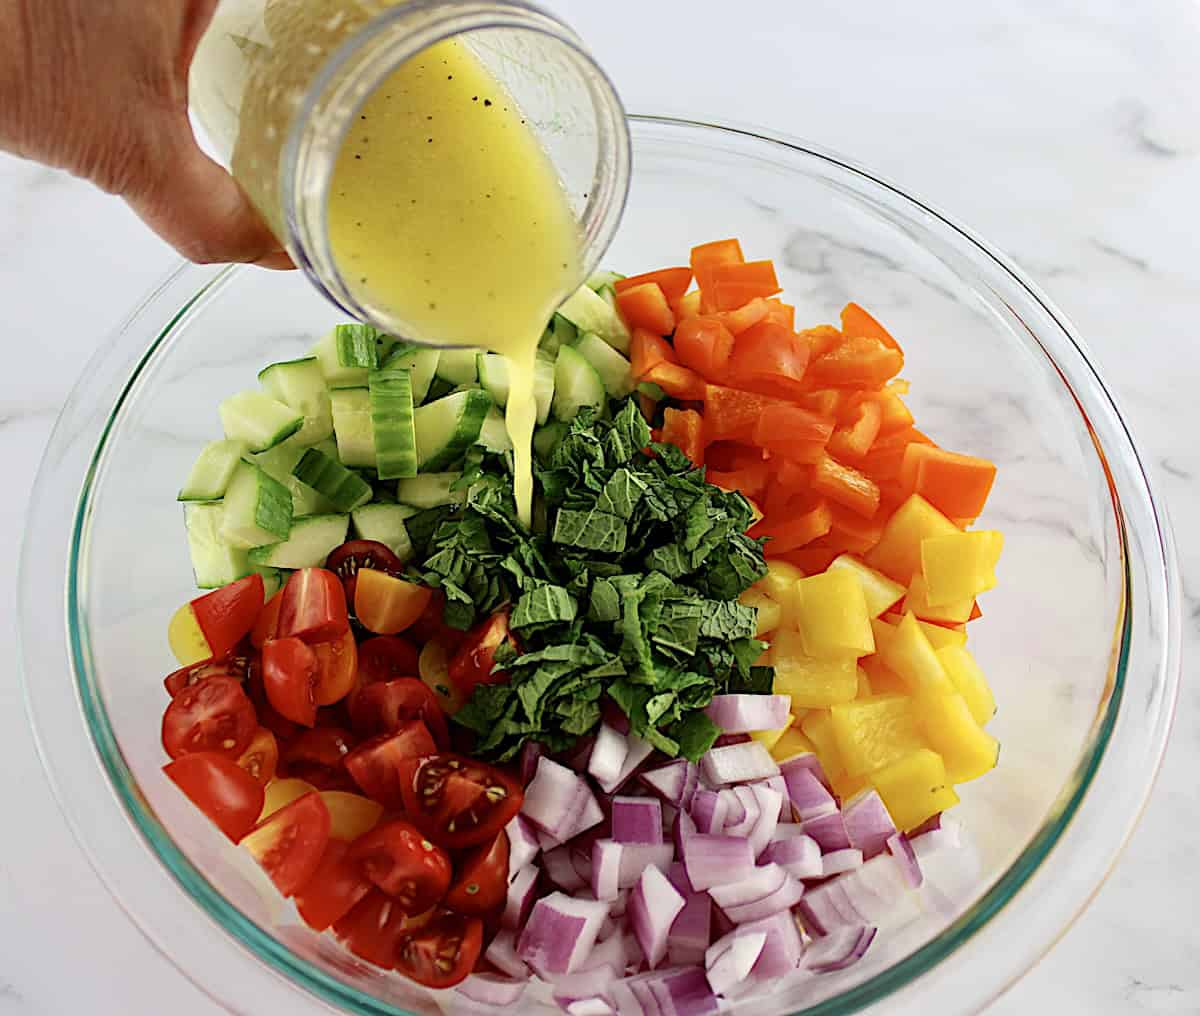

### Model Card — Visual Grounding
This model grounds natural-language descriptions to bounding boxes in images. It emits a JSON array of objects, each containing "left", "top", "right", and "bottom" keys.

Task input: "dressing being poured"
[{"left": 325, "top": 38, "right": 582, "bottom": 525}]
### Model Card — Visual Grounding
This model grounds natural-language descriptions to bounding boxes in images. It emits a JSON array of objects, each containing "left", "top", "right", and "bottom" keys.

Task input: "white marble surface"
[{"left": 1, "top": 0, "right": 1197, "bottom": 1012}]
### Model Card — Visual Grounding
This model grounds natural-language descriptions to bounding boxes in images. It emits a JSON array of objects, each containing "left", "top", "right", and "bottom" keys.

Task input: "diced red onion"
[
  {"left": 566, "top": 999, "right": 616, "bottom": 1016},
  {"left": 683, "top": 834, "right": 754, "bottom": 891},
  {"left": 746, "top": 784, "right": 782, "bottom": 858},
  {"left": 802, "top": 924, "right": 877, "bottom": 973},
  {"left": 704, "top": 694, "right": 791, "bottom": 734},
  {"left": 666, "top": 861, "right": 694, "bottom": 897},
  {"left": 520, "top": 742, "right": 545, "bottom": 785},
  {"left": 517, "top": 891, "right": 609, "bottom": 975},
  {"left": 545, "top": 845, "right": 588, "bottom": 891},
  {"left": 455, "top": 973, "right": 529, "bottom": 1007},
  {"left": 502, "top": 864, "right": 540, "bottom": 930},
  {"left": 711, "top": 904, "right": 735, "bottom": 940},
  {"left": 797, "top": 878, "right": 865, "bottom": 937},
  {"left": 738, "top": 911, "right": 804, "bottom": 977},
  {"left": 573, "top": 848, "right": 595, "bottom": 886},
  {"left": 612, "top": 796, "right": 664, "bottom": 845},
  {"left": 580, "top": 931, "right": 627, "bottom": 975},
  {"left": 724, "top": 873, "right": 804, "bottom": 924},
  {"left": 537, "top": 827, "right": 562, "bottom": 852},
  {"left": 722, "top": 787, "right": 758, "bottom": 838},
  {"left": 562, "top": 792, "right": 606, "bottom": 843},
  {"left": 484, "top": 929, "right": 529, "bottom": 980},
  {"left": 822, "top": 848, "right": 864, "bottom": 877},
  {"left": 713, "top": 866, "right": 805, "bottom": 924},
  {"left": 673, "top": 809, "right": 697, "bottom": 858},
  {"left": 629, "top": 865, "right": 685, "bottom": 969},
  {"left": 602, "top": 698, "right": 631, "bottom": 736},
  {"left": 700, "top": 742, "right": 779, "bottom": 786},
  {"left": 801, "top": 811, "right": 851, "bottom": 852},
  {"left": 592, "top": 839, "right": 623, "bottom": 901},
  {"left": 523, "top": 757, "right": 595, "bottom": 841},
  {"left": 598, "top": 732, "right": 656, "bottom": 795},
  {"left": 911, "top": 815, "right": 962, "bottom": 862},
  {"left": 705, "top": 929, "right": 766, "bottom": 996},
  {"left": 505, "top": 814, "right": 541, "bottom": 880},
  {"left": 761, "top": 834, "right": 822, "bottom": 879},
  {"left": 609, "top": 977, "right": 648, "bottom": 1016},
  {"left": 709, "top": 864, "right": 788, "bottom": 910},
  {"left": 842, "top": 790, "right": 896, "bottom": 860},
  {"left": 609, "top": 888, "right": 630, "bottom": 919},
  {"left": 781, "top": 764, "right": 838, "bottom": 822},
  {"left": 588, "top": 723, "right": 629, "bottom": 789},
  {"left": 667, "top": 890, "right": 712, "bottom": 968},
  {"left": 768, "top": 822, "right": 811, "bottom": 842},
  {"left": 751, "top": 774, "right": 790, "bottom": 819},
  {"left": 909, "top": 813, "right": 941, "bottom": 837},
  {"left": 551, "top": 965, "right": 620, "bottom": 1008},
  {"left": 689, "top": 790, "right": 729, "bottom": 835},
  {"left": 646, "top": 966, "right": 719, "bottom": 1016},
  {"left": 886, "top": 833, "right": 923, "bottom": 888},
  {"left": 618, "top": 843, "right": 675, "bottom": 888},
  {"left": 639, "top": 759, "right": 689, "bottom": 806},
  {"left": 841, "top": 853, "right": 910, "bottom": 922},
  {"left": 622, "top": 930, "right": 645, "bottom": 972}
]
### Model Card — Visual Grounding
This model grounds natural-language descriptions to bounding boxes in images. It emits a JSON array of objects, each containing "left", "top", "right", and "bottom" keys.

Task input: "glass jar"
[{"left": 189, "top": 0, "right": 630, "bottom": 339}]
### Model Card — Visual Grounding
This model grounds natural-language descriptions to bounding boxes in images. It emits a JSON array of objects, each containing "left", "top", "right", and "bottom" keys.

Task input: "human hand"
[{"left": 0, "top": 0, "right": 292, "bottom": 267}]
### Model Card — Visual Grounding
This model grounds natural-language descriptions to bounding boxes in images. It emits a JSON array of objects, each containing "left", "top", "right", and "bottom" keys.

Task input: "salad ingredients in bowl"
[{"left": 158, "top": 238, "right": 1003, "bottom": 1010}]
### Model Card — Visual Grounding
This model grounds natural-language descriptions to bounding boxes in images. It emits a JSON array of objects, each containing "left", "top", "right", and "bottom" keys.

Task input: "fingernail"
[{"left": 252, "top": 250, "right": 297, "bottom": 271}]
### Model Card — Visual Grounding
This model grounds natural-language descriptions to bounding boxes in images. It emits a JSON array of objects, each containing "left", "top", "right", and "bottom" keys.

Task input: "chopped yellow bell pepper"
[
  {"left": 770, "top": 726, "right": 817, "bottom": 761},
  {"left": 739, "top": 588, "right": 782, "bottom": 636},
  {"left": 750, "top": 715, "right": 796, "bottom": 753},
  {"left": 916, "top": 617, "right": 967, "bottom": 650},
  {"left": 877, "top": 611, "right": 956, "bottom": 697},
  {"left": 904, "top": 572, "right": 975, "bottom": 625},
  {"left": 856, "top": 666, "right": 873, "bottom": 698},
  {"left": 936, "top": 646, "right": 996, "bottom": 725},
  {"left": 866, "top": 494, "right": 960, "bottom": 584},
  {"left": 830, "top": 694, "right": 927, "bottom": 777},
  {"left": 773, "top": 629, "right": 859, "bottom": 708},
  {"left": 760, "top": 560, "right": 804, "bottom": 612},
  {"left": 831, "top": 771, "right": 871, "bottom": 802},
  {"left": 870, "top": 748, "right": 960, "bottom": 831},
  {"left": 792, "top": 569, "right": 875, "bottom": 657},
  {"left": 920, "top": 530, "right": 1003, "bottom": 606},
  {"left": 918, "top": 693, "right": 999, "bottom": 783},
  {"left": 826, "top": 554, "right": 906, "bottom": 617},
  {"left": 800, "top": 710, "right": 845, "bottom": 780},
  {"left": 858, "top": 656, "right": 911, "bottom": 696}
]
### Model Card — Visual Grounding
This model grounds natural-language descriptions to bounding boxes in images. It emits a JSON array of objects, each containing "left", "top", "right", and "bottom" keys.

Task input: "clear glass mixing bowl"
[{"left": 18, "top": 116, "right": 1179, "bottom": 1015}]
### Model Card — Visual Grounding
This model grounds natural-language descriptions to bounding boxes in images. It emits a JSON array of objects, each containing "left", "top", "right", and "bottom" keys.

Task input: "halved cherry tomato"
[
  {"left": 164, "top": 751, "right": 265, "bottom": 841},
  {"left": 278, "top": 568, "right": 349, "bottom": 642},
  {"left": 321, "top": 790, "right": 384, "bottom": 841},
  {"left": 349, "top": 678, "right": 449, "bottom": 747},
  {"left": 394, "top": 908, "right": 483, "bottom": 989},
  {"left": 245, "top": 664, "right": 302, "bottom": 745},
  {"left": 189, "top": 574, "right": 264, "bottom": 661},
  {"left": 163, "top": 650, "right": 252, "bottom": 698},
  {"left": 349, "top": 819, "right": 452, "bottom": 913},
  {"left": 728, "top": 319, "right": 811, "bottom": 399},
  {"left": 443, "top": 832, "right": 509, "bottom": 915},
  {"left": 447, "top": 611, "right": 514, "bottom": 698},
  {"left": 357, "top": 636, "right": 421, "bottom": 689},
  {"left": 333, "top": 891, "right": 425, "bottom": 969},
  {"left": 673, "top": 316, "right": 734, "bottom": 381},
  {"left": 162, "top": 675, "right": 257, "bottom": 759},
  {"left": 235, "top": 727, "right": 279, "bottom": 786},
  {"left": 240, "top": 791, "right": 331, "bottom": 897},
  {"left": 294, "top": 839, "right": 374, "bottom": 932},
  {"left": 252, "top": 591, "right": 282, "bottom": 648},
  {"left": 345, "top": 722, "right": 438, "bottom": 808},
  {"left": 259, "top": 777, "right": 316, "bottom": 822},
  {"left": 312, "top": 629, "right": 358, "bottom": 706},
  {"left": 281, "top": 727, "right": 357, "bottom": 790},
  {"left": 263, "top": 636, "right": 319, "bottom": 726},
  {"left": 354, "top": 570, "right": 433, "bottom": 636},
  {"left": 325, "top": 540, "right": 404, "bottom": 605},
  {"left": 399, "top": 753, "right": 523, "bottom": 850}
]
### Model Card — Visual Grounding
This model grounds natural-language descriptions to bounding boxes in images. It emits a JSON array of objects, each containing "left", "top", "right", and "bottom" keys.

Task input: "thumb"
[{"left": 123, "top": 115, "right": 294, "bottom": 269}]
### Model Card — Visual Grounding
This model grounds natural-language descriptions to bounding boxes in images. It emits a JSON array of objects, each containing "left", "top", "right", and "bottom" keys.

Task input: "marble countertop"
[{"left": 1, "top": 1, "right": 1196, "bottom": 1012}]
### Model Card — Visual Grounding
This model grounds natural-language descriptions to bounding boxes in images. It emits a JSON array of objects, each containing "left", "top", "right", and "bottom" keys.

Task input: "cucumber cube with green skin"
[
  {"left": 258, "top": 356, "right": 333, "bottom": 446},
  {"left": 396, "top": 472, "right": 466, "bottom": 509},
  {"left": 247, "top": 514, "right": 349, "bottom": 569},
  {"left": 369, "top": 365, "right": 418, "bottom": 479},
  {"left": 351, "top": 504, "right": 415, "bottom": 561},
  {"left": 219, "top": 460, "right": 293, "bottom": 548},
  {"left": 252, "top": 440, "right": 336, "bottom": 516},
  {"left": 413, "top": 389, "right": 491, "bottom": 471},
  {"left": 586, "top": 269, "right": 626, "bottom": 292},
  {"left": 435, "top": 347, "right": 481, "bottom": 386},
  {"left": 477, "top": 405, "right": 514, "bottom": 453},
  {"left": 574, "top": 332, "right": 635, "bottom": 398},
  {"left": 330, "top": 387, "right": 375, "bottom": 468},
  {"left": 380, "top": 344, "right": 441, "bottom": 404},
  {"left": 477, "top": 353, "right": 511, "bottom": 407},
  {"left": 185, "top": 502, "right": 251, "bottom": 588},
  {"left": 292, "top": 446, "right": 373, "bottom": 511},
  {"left": 552, "top": 344, "right": 606, "bottom": 422},
  {"left": 313, "top": 329, "right": 368, "bottom": 386},
  {"left": 219, "top": 391, "right": 304, "bottom": 452},
  {"left": 179, "top": 439, "right": 246, "bottom": 501},
  {"left": 557, "top": 284, "right": 631, "bottom": 353}
]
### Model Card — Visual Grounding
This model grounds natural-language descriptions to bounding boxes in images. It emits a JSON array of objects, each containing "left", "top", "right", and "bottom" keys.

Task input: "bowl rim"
[{"left": 20, "top": 113, "right": 1180, "bottom": 1016}]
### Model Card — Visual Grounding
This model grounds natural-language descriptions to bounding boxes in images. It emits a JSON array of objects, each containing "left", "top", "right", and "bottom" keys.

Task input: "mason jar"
[{"left": 189, "top": 0, "right": 630, "bottom": 342}]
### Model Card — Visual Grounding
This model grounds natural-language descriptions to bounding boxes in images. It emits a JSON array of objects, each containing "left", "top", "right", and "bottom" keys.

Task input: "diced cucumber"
[
  {"left": 351, "top": 504, "right": 415, "bottom": 561},
  {"left": 185, "top": 503, "right": 250, "bottom": 588},
  {"left": 477, "top": 353, "right": 510, "bottom": 407},
  {"left": 587, "top": 269, "right": 626, "bottom": 292},
  {"left": 396, "top": 472, "right": 466, "bottom": 509},
  {"left": 478, "top": 405, "right": 513, "bottom": 453},
  {"left": 637, "top": 381, "right": 666, "bottom": 402},
  {"left": 414, "top": 389, "right": 491, "bottom": 471},
  {"left": 258, "top": 356, "right": 333, "bottom": 446},
  {"left": 253, "top": 440, "right": 336, "bottom": 516},
  {"left": 334, "top": 324, "right": 382, "bottom": 369},
  {"left": 539, "top": 312, "right": 577, "bottom": 358},
  {"left": 436, "top": 347, "right": 480, "bottom": 386},
  {"left": 219, "top": 391, "right": 304, "bottom": 452},
  {"left": 292, "top": 447, "right": 373, "bottom": 511},
  {"left": 247, "top": 513, "right": 349, "bottom": 569},
  {"left": 219, "top": 460, "right": 293, "bottom": 549},
  {"left": 330, "top": 387, "right": 375, "bottom": 468},
  {"left": 178, "top": 439, "right": 246, "bottom": 501},
  {"left": 533, "top": 420, "right": 568, "bottom": 464},
  {"left": 254, "top": 566, "right": 285, "bottom": 599},
  {"left": 552, "top": 344, "right": 606, "bottom": 422},
  {"left": 369, "top": 365, "right": 418, "bottom": 479},
  {"left": 533, "top": 353, "right": 556, "bottom": 425},
  {"left": 575, "top": 332, "right": 635, "bottom": 398},
  {"left": 424, "top": 376, "right": 455, "bottom": 403},
  {"left": 381, "top": 343, "right": 440, "bottom": 404},
  {"left": 313, "top": 329, "right": 368, "bottom": 386},
  {"left": 558, "top": 284, "right": 631, "bottom": 353}
]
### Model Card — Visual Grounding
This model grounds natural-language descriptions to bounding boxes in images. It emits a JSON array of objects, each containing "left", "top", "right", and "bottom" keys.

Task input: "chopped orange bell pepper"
[
  {"left": 800, "top": 325, "right": 844, "bottom": 360},
  {"left": 751, "top": 403, "right": 834, "bottom": 456},
  {"left": 840, "top": 301, "right": 901, "bottom": 352},
  {"left": 710, "top": 260, "right": 782, "bottom": 311},
  {"left": 827, "top": 399, "right": 883, "bottom": 460},
  {"left": 615, "top": 282, "right": 675, "bottom": 335},
  {"left": 676, "top": 290, "right": 702, "bottom": 319},
  {"left": 899, "top": 444, "right": 997, "bottom": 521},
  {"left": 615, "top": 266, "right": 692, "bottom": 307},
  {"left": 811, "top": 453, "right": 881, "bottom": 519},
  {"left": 705, "top": 441, "right": 765, "bottom": 472},
  {"left": 673, "top": 316, "right": 735, "bottom": 380},
  {"left": 719, "top": 297, "right": 771, "bottom": 335},
  {"left": 661, "top": 407, "right": 706, "bottom": 466},
  {"left": 764, "top": 299, "right": 795, "bottom": 330},
  {"left": 691, "top": 238, "right": 744, "bottom": 312},
  {"left": 750, "top": 500, "right": 834, "bottom": 556},
  {"left": 703, "top": 385, "right": 782, "bottom": 442},
  {"left": 643, "top": 361, "right": 707, "bottom": 400},
  {"left": 707, "top": 462, "right": 769, "bottom": 501},
  {"left": 728, "top": 320, "right": 811, "bottom": 400},
  {"left": 807, "top": 336, "right": 904, "bottom": 391},
  {"left": 630, "top": 328, "right": 676, "bottom": 380}
]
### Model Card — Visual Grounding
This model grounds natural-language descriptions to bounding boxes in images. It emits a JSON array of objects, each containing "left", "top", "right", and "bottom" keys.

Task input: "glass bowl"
[{"left": 18, "top": 115, "right": 1179, "bottom": 1015}]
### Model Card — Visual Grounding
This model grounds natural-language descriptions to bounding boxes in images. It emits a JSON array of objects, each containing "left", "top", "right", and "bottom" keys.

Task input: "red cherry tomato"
[
  {"left": 443, "top": 831, "right": 509, "bottom": 915},
  {"left": 281, "top": 727, "right": 357, "bottom": 791},
  {"left": 348, "top": 819, "right": 453, "bottom": 914},
  {"left": 234, "top": 727, "right": 279, "bottom": 786},
  {"left": 312, "top": 629, "right": 358, "bottom": 706},
  {"left": 333, "top": 891, "right": 419, "bottom": 969},
  {"left": 294, "top": 839, "right": 374, "bottom": 932},
  {"left": 447, "top": 611, "right": 516, "bottom": 697},
  {"left": 163, "top": 652, "right": 252, "bottom": 698},
  {"left": 404, "top": 590, "right": 464, "bottom": 651},
  {"left": 240, "top": 791, "right": 331, "bottom": 897},
  {"left": 277, "top": 568, "right": 349, "bottom": 643},
  {"left": 252, "top": 590, "right": 283, "bottom": 648},
  {"left": 325, "top": 540, "right": 404, "bottom": 604},
  {"left": 161, "top": 675, "right": 257, "bottom": 759},
  {"left": 164, "top": 751, "right": 265, "bottom": 841},
  {"left": 394, "top": 908, "right": 482, "bottom": 989},
  {"left": 349, "top": 678, "right": 449, "bottom": 748},
  {"left": 262, "top": 636, "right": 319, "bottom": 727},
  {"left": 398, "top": 753, "right": 523, "bottom": 850},
  {"left": 356, "top": 636, "right": 421, "bottom": 688},
  {"left": 245, "top": 663, "right": 302, "bottom": 746},
  {"left": 344, "top": 722, "right": 437, "bottom": 808},
  {"left": 189, "top": 574, "right": 265, "bottom": 660}
]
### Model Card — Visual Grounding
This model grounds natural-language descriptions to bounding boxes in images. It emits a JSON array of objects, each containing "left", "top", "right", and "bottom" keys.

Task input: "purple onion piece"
[
  {"left": 611, "top": 795, "right": 664, "bottom": 845},
  {"left": 841, "top": 790, "right": 896, "bottom": 860},
  {"left": 628, "top": 866, "right": 685, "bottom": 969},
  {"left": 517, "top": 891, "right": 608, "bottom": 975}
]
